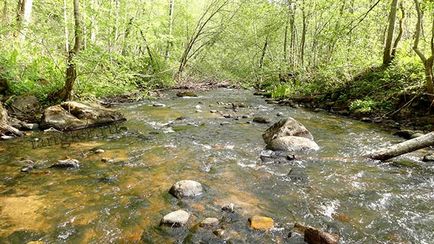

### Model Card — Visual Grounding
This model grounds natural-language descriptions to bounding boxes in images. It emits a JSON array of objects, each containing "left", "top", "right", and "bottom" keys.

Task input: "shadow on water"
[{"left": 0, "top": 89, "right": 433, "bottom": 243}]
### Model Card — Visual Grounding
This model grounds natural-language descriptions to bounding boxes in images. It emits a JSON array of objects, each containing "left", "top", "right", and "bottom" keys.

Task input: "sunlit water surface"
[{"left": 0, "top": 89, "right": 433, "bottom": 243}]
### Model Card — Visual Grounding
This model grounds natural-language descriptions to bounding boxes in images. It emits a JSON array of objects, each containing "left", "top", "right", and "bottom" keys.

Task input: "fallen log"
[
  {"left": 367, "top": 132, "right": 434, "bottom": 161},
  {"left": 0, "top": 102, "right": 22, "bottom": 137}
]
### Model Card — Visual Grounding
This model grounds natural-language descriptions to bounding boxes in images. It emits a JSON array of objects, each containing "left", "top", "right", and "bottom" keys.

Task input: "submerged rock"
[
  {"left": 422, "top": 154, "right": 434, "bottom": 162},
  {"left": 253, "top": 117, "right": 271, "bottom": 124},
  {"left": 394, "top": 129, "right": 423, "bottom": 140},
  {"left": 267, "top": 136, "right": 319, "bottom": 152},
  {"left": 20, "top": 160, "right": 36, "bottom": 173},
  {"left": 176, "top": 91, "right": 198, "bottom": 97},
  {"left": 1, "top": 135, "right": 14, "bottom": 140},
  {"left": 221, "top": 203, "right": 235, "bottom": 213},
  {"left": 153, "top": 103, "right": 166, "bottom": 107},
  {"left": 160, "top": 210, "right": 190, "bottom": 227},
  {"left": 287, "top": 166, "right": 309, "bottom": 183},
  {"left": 260, "top": 150, "right": 295, "bottom": 164},
  {"left": 249, "top": 216, "right": 274, "bottom": 230},
  {"left": 169, "top": 180, "right": 203, "bottom": 199},
  {"left": 200, "top": 217, "right": 219, "bottom": 228},
  {"left": 42, "top": 102, "right": 125, "bottom": 131},
  {"left": 50, "top": 159, "right": 80, "bottom": 169},
  {"left": 304, "top": 226, "right": 340, "bottom": 244}
]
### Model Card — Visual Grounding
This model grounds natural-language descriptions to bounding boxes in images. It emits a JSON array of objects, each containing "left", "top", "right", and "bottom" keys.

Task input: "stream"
[{"left": 0, "top": 89, "right": 433, "bottom": 243}]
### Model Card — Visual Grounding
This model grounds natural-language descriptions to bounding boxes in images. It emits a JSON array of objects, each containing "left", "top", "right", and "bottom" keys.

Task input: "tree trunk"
[
  {"left": 259, "top": 35, "right": 269, "bottom": 69},
  {"left": 289, "top": 1, "right": 296, "bottom": 70},
  {"left": 90, "top": 0, "right": 97, "bottom": 43},
  {"left": 300, "top": 0, "right": 306, "bottom": 68},
  {"left": 16, "top": 0, "right": 32, "bottom": 42},
  {"left": 50, "top": 0, "right": 82, "bottom": 102},
  {"left": 121, "top": 17, "right": 134, "bottom": 56},
  {"left": 113, "top": 0, "right": 120, "bottom": 52},
  {"left": 413, "top": 0, "right": 434, "bottom": 94},
  {"left": 176, "top": 0, "right": 230, "bottom": 78},
  {"left": 2, "top": 0, "right": 8, "bottom": 24},
  {"left": 63, "top": 0, "right": 70, "bottom": 52},
  {"left": 390, "top": 3, "right": 404, "bottom": 60},
  {"left": 368, "top": 132, "right": 434, "bottom": 161},
  {"left": 382, "top": 0, "right": 398, "bottom": 67},
  {"left": 165, "top": 0, "right": 174, "bottom": 61}
]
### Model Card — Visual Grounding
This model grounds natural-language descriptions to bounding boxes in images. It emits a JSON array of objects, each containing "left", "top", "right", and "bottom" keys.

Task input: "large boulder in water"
[
  {"left": 41, "top": 101, "right": 125, "bottom": 131},
  {"left": 267, "top": 136, "right": 319, "bottom": 152},
  {"left": 169, "top": 180, "right": 203, "bottom": 199},
  {"left": 262, "top": 117, "right": 314, "bottom": 144},
  {"left": 263, "top": 117, "right": 318, "bottom": 152}
]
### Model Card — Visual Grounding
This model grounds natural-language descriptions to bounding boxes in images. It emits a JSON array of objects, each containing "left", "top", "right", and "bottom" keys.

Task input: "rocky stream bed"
[{"left": 0, "top": 89, "right": 433, "bottom": 243}]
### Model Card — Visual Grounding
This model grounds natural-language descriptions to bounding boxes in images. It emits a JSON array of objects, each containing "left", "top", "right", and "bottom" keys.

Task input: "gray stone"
[
  {"left": 160, "top": 210, "right": 190, "bottom": 227},
  {"left": 277, "top": 112, "right": 284, "bottom": 117},
  {"left": 262, "top": 117, "right": 314, "bottom": 145},
  {"left": 210, "top": 110, "right": 218, "bottom": 113},
  {"left": 50, "top": 159, "right": 80, "bottom": 169},
  {"left": 176, "top": 91, "right": 198, "bottom": 97},
  {"left": 169, "top": 180, "right": 203, "bottom": 199},
  {"left": 200, "top": 218, "right": 219, "bottom": 228},
  {"left": 304, "top": 226, "right": 340, "bottom": 244},
  {"left": 42, "top": 102, "right": 125, "bottom": 131},
  {"left": 260, "top": 150, "right": 295, "bottom": 164},
  {"left": 267, "top": 136, "right": 319, "bottom": 152},
  {"left": 10, "top": 117, "right": 39, "bottom": 131},
  {"left": 22, "top": 123, "right": 39, "bottom": 130},
  {"left": 287, "top": 166, "right": 309, "bottom": 183},
  {"left": 153, "top": 103, "right": 166, "bottom": 107},
  {"left": 422, "top": 154, "right": 434, "bottom": 162},
  {"left": 1, "top": 135, "right": 14, "bottom": 140},
  {"left": 222, "top": 203, "right": 235, "bottom": 213},
  {"left": 253, "top": 117, "right": 271, "bottom": 124}
]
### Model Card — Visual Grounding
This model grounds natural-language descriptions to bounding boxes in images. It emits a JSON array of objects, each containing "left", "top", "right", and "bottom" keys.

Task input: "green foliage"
[
  {"left": 271, "top": 84, "right": 291, "bottom": 99},
  {"left": 349, "top": 99, "right": 376, "bottom": 113},
  {"left": 0, "top": 0, "right": 432, "bottom": 108}
]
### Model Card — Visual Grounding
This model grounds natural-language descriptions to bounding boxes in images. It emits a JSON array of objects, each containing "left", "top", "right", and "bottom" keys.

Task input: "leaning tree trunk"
[
  {"left": 413, "top": 0, "right": 434, "bottom": 94},
  {"left": 164, "top": 0, "right": 174, "bottom": 61},
  {"left": 50, "top": 0, "right": 82, "bottom": 102},
  {"left": 368, "top": 132, "right": 434, "bottom": 161},
  {"left": 0, "top": 102, "right": 22, "bottom": 136},
  {"left": 382, "top": 0, "right": 398, "bottom": 67}
]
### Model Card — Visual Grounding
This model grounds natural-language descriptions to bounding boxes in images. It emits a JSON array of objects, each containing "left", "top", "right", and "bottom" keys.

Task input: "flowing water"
[{"left": 0, "top": 89, "right": 433, "bottom": 243}]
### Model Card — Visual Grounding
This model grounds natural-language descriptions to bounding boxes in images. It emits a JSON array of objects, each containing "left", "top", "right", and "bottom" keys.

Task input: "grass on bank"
[{"left": 261, "top": 57, "right": 427, "bottom": 117}]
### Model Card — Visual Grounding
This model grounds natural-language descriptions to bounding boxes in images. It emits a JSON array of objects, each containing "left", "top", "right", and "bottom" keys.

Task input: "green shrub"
[{"left": 349, "top": 99, "right": 376, "bottom": 113}]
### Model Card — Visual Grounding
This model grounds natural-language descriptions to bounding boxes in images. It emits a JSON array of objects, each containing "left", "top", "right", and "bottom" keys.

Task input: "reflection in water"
[{"left": 0, "top": 89, "right": 433, "bottom": 243}]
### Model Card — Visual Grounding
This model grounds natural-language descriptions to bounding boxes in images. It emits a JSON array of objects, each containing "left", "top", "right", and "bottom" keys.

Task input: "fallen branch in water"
[{"left": 367, "top": 132, "right": 434, "bottom": 161}]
